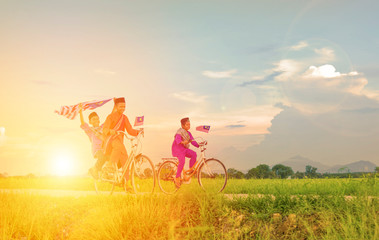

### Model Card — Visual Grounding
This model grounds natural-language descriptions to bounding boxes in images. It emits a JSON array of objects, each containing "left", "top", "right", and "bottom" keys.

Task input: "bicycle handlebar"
[{"left": 116, "top": 128, "right": 144, "bottom": 140}]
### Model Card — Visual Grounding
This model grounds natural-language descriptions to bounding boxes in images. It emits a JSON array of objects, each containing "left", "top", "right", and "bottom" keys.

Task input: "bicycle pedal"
[{"left": 182, "top": 177, "right": 191, "bottom": 185}]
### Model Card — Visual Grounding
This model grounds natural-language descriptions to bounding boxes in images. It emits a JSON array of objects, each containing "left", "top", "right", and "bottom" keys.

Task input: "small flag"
[
  {"left": 196, "top": 125, "right": 210, "bottom": 133},
  {"left": 55, "top": 98, "right": 112, "bottom": 120},
  {"left": 134, "top": 116, "right": 144, "bottom": 126}
]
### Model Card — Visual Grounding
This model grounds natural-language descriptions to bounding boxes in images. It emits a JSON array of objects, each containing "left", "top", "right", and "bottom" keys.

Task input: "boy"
[
  {"left": 172, "top": 117, "right": 199, "bottom": 188},
  {"left": 102, "top": 97, "right": 141, "bottom": 191},
  {"left": 79, "top": 103, "right": 106, "bottom": 179}
]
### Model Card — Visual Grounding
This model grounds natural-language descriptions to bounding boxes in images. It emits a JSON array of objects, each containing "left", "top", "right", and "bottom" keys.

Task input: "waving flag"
[
  {"left": 196, "top": 125, "right": 210, "bottom": 133},
  {"left": 55, "top": 98, "right": 112, "bottom": 120},
  {"left": 134, "top": 116, "right": 144, "bottom": 126}
]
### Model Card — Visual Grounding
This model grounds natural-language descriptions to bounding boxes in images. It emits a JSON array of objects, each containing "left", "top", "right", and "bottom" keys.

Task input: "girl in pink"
[{"left": 172, "top": 117, "right": 199, "bottom": 188}]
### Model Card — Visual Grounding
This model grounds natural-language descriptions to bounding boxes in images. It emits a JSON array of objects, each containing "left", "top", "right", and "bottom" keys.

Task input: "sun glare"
[{"left": 52, "top": 154, "right": 74, "bottom": 176}]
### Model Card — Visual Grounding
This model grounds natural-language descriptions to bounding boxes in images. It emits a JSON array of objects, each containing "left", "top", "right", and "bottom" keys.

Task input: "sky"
[{"left": 0, "top": 0, "right": 378, "bottom": 176}]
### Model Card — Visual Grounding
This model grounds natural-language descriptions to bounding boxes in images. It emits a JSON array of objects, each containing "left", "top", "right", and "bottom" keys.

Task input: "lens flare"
[{"left": 52, "top": 154, "right": 74, "bottom": 176}]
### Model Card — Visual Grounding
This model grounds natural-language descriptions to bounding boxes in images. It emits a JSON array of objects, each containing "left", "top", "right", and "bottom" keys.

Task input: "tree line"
[{"left": 227, "top": 165, "right": 379, "bottom": 179}]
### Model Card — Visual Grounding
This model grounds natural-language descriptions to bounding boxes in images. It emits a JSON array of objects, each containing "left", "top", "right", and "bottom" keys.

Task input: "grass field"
[{"left": 0, "top": 176, "right": 378, "bottom": 239}]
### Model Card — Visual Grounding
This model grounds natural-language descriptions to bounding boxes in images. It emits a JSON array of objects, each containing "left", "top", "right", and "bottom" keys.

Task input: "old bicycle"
[
  {"left": 94, "top": 129, "right": 156, "bottom": 195},
  {"left": 157, "top": 137, "right": 227, "bottom": 194}
]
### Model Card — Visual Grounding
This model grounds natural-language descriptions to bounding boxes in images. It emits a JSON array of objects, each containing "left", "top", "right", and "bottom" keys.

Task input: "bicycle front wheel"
[
  {"left": 131, "top": 154, "right": 156, "bottom": 194},
  {"left": 198, "top": 158, "right": 227, "bottom": 193},
  {"left": 157, "top": 160, "right": 179, "bottom": 195},
  {"left": 94, "top": 168, "right": 116, "bottom": 195}
]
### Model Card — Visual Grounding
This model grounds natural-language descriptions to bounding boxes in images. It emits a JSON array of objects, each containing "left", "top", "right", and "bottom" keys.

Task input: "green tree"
[
  {"left": 246, "top": 164, "right": 272, "bottom": 179},
  {"left": 375, "top": 167, "right": 379, "bottom": 173},
  {"left": 305, "top": 165, "right": 318, "bottom": 178},
  {"left": 227, "top": 168, "right": 245, "bottom": 179},
  {"left": 272, "top": 164, "right": 294, "bottom": 179},
  {"left": 293, "top": 171, "right": 305, "bottom": 179}
]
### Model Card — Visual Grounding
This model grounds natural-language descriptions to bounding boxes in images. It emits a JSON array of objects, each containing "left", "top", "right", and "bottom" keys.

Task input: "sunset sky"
[{"left": 1, "top": 0, "right": 378, "bottom": 176}]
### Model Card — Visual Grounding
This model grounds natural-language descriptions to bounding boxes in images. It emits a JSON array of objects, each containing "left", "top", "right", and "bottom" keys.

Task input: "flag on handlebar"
[
  {"left": 54, "top": 98, "right": 112, "bottom": 120},
  {"left": 196, "top": 125, "right": 210, "bottom": 133},
  {"left": 134, "top": 116, "right": 144, "bottom": 126}
]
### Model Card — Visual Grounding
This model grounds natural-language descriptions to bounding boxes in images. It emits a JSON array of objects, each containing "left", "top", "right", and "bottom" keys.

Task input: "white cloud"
[
  {"left": 273, "top": 59, "right": 303, "bottom": 81},
  {"left": 171, "top": 91, "right": 208, "bottom": 103},
  {"left": 301, "top": 65, "right": 368, "bottom": 95},
  {"left": 290, "top": 41, "right": 308, "bottom": 51},
  {"left": 304, "top": 65, "right": 341, "bottom": 78},
  {"left": 202, "top": 69, "right": 237, "bottom": 79}
]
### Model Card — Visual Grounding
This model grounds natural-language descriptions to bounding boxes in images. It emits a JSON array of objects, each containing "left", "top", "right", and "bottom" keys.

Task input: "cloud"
[
  {"left": 239, "top": 71, "right": 283, "bottom": 87},
  {"left": 171, "top": 91, "right": 208, "bottom": 103},
  {"left": 273, "top": 59, "right": 303, "bottom": 82},
  {"left": 302, "top": 65, "right": 368, "bottom": 95},
  {"left": 276, "top": 64, "right": 373, "bottom": 114},
  {"left": 206, "top": 105, "right": 284, "bottom": 136},
  {"left": 315, "top": 47, "right": 335, "bottom": 61},
  {"left": 225, "top": 124, "right": 246, "bottom": 128},
  {"left": 290, "top": 41, "right": 309, "bottom": 51},
  {"left": 304, "top": 64, "right": 341, "bottom": 78},
  {"left": 202, "top": 69, "right": 237, "bottom": 79}
]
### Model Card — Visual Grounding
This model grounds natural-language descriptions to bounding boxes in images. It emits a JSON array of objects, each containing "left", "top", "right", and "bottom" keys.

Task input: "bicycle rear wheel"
[
  {"left": 198, "top": 158, "right": 227, "bottom": 193},
  {"left": 130, "top": 154, "right": 156, "bottom": 194},
  {"left": 94, "top": 166, "right": 116, "bottom": 195},
  {"left": 157, "top": 160, "right": 179, "bottom": 194}
]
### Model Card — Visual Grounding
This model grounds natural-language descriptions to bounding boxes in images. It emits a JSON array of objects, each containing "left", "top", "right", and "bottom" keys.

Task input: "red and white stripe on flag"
[{"left": 55, "top": 98, "right": 112, "bottom": 120}]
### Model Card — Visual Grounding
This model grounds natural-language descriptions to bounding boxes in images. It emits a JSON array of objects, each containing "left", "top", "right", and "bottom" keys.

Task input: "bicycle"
[
  {"left": 157, "top": 137, "right": 228, "bottom": 194},
  {"left": 94, "top": 129, "right": 156, "bottom": 195}
]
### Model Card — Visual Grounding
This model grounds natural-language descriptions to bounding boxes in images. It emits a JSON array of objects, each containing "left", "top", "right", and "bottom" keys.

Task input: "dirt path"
[{"left": 1, "top": 189, "right": 376, "bottom": 201}]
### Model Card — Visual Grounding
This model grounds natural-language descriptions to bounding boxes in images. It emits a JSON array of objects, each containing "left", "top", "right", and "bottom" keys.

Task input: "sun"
[{"left": 52, "top": 154, "right": 74, "bottom": 176}]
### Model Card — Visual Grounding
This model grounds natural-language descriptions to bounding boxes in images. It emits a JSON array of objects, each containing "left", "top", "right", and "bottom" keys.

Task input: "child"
[
  {"left": 171, "top": 117, "right": 199, "bottom": 188},
  {"left": 79, "top": 103, "right": 106, "bottom": 179}
]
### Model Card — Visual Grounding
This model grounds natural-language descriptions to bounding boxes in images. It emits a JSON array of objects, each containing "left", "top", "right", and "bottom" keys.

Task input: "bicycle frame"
[
  {"left": 106, "top": 130, "right": 143, "bottom": 184},
  {"left": 179, "top": 138, "right": 216, "bottom": 180}
]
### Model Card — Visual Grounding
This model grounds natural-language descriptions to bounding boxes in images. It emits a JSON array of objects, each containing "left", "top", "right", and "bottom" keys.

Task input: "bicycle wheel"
[
  {"left": 157, "top": 160, "right": 179, "bottom": 194},
  {"left": 94, "top": 166, "right": 116, "bottom": 195},
  {"left": 130, "top": 154, "right": 156, "bottom": 194},
  {"left": 198, "top": 158, "right": 227, "bottom": 193}
]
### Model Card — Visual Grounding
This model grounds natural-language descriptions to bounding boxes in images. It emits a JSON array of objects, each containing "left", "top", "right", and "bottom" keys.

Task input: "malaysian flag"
[
  {"left": 55, "top": 98, "right": 112, "bottom": 120},
  {"left": 196, "top": 125, "right": 210, "bottom": 133},
  {"left": 134, "top": 116, "right": 144, "bottom": 126}
]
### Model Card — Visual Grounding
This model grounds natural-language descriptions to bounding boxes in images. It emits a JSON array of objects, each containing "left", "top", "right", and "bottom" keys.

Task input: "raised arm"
[{"left": 79, "top": 103, "right": 85, "bottom": 126}]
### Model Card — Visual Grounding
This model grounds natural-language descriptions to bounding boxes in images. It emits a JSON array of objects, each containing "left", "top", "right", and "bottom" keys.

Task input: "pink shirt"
[
  {"left": 171, "top": 130, "right": 199, "bottom": 157},
  {"left": 81, "top": 123, "right": 103, "bottom": 156}
]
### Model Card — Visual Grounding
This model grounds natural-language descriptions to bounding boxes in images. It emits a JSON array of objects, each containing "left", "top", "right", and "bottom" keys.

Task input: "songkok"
[
  {"left": 181, "top": 117, "right": 189, "bottom": 126},
  {"left": 114, "top": 97, "right": 125, "bottom": 104},
  {"left": 88, "top": 112, "right": 98, "bottom": 121}
]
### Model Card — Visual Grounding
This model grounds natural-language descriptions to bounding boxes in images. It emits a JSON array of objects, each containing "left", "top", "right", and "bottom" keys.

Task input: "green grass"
[
  {"left": 0, "top": 177, "right": 378, "bottom": 239},
  {"left": 225, "top": 177, "right": 379, "bottom": 196}
]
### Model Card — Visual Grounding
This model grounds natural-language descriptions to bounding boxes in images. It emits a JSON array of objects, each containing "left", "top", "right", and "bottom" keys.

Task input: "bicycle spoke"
[
  {"left": 131, "top": 155, "right": 156, "bottom": 194},
  {"left": 94, "top": 166, "right": 117, "bottom": 195},
  {"left": 198, "top": 158, "right": 227, "bottom": 193},
  {"left": 157, "top": 160, "right": 179, "bottom": 194}
]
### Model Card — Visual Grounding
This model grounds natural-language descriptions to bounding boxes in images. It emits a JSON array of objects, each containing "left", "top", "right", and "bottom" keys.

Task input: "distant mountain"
[
  {"left": 279, "top": 155, "right": 330, "bottom": 172},
  {"left": 326, "top": 160, "right": 377, "bottom": 173}
]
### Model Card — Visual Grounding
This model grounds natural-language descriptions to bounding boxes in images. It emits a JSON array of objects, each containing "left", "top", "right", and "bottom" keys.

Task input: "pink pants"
[{"left": 174, "top": 149, "right": 197, "bottom": 178}]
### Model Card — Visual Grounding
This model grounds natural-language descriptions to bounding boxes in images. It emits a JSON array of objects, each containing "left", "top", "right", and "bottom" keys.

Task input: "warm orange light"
[{"left": 51, "top": 154, "right": 74, "bottom": 176}]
